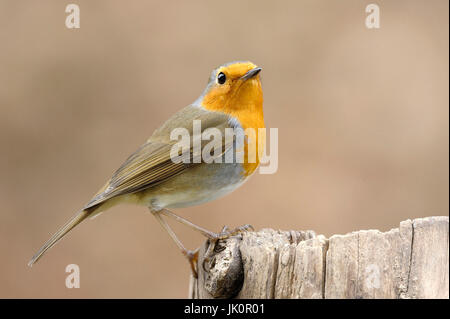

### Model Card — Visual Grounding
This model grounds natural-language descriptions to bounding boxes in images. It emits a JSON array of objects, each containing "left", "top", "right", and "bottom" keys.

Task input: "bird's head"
[{"left": 197, "top": 61, "right": 263, "bottom": 126}]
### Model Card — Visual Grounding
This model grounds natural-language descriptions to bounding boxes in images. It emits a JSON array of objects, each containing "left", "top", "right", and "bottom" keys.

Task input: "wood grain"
[{"left": 189, "top": 216, "right": 449, "bottom": 299}]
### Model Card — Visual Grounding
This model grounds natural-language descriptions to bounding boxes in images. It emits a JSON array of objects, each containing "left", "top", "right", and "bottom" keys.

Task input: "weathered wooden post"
[{"left": 189, "top": 216, "right": 449, "bottom": 299}]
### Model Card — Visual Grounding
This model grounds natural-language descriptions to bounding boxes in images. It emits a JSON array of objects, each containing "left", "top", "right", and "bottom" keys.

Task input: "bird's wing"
[{"left": 83, "top": 106, "right": 232, "bottom": 210}]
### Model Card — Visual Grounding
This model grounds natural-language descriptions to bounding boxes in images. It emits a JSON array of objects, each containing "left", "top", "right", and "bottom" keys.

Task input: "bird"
[{"left": 28, "top": 61, "right": 265, "bottom": 277}]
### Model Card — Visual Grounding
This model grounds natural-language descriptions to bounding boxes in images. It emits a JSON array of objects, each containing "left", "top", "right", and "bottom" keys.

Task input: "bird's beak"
[{"left": 241, "top": 67, "right": 262, "bottom": 81}]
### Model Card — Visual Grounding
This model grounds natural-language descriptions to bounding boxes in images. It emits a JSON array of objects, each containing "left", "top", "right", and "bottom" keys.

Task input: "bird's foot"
[
  {"left": 207, "top": 224, "right": 254, "bottom": 241},
  {"left": 202, "top": 224, "right": 253, "bottom": 272}
]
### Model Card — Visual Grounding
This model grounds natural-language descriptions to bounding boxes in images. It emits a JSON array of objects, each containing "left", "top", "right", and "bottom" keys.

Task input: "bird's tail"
[{"left": 28, "top": 208, "right": 93, "bottom": 267}]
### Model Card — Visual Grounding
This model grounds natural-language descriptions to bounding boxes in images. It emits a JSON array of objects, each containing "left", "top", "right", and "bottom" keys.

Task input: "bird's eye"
[{"left": 217, "top": 72, "right": 226, "bottom": 85}]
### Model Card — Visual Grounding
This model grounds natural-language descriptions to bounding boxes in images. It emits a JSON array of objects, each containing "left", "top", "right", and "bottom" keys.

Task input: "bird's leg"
[
  {"left": 150, "top": 209, "right": 199, "bottom": 278},
  {"left": 155, "top": 208, "right": 254, "bottom": 275},
  {"left": 158, "top": 208, "right": 254, "bottom": 241},
  {"left": 157, "top": 209, "right": 218, "bottom": 239}
]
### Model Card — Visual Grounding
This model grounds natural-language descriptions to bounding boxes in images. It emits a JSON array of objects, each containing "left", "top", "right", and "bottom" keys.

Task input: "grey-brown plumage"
[
  {"left": 28, "top": 61, "right": 264, "bottom": 271},
  {"left": 28, "top": 106, "right": 233, "bottom": 266}
]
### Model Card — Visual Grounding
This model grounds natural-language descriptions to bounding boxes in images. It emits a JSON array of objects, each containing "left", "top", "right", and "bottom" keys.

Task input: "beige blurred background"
[{"left": 0, "top": 0, "right": 448, "bottom": 298}]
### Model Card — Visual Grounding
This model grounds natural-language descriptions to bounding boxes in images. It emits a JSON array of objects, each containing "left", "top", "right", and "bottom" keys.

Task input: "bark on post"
[{"left": 189, "top": 216, "right": 449, "bottom": 299}]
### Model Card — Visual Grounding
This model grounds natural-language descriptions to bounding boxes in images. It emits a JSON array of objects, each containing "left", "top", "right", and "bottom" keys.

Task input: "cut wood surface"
[{"left": 189, "top": 216, "right": 449, "bottom": 299}]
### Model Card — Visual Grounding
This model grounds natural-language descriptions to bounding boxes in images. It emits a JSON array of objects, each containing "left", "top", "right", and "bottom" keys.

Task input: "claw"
[
  {"left": 205, "top": 224, "right": 254, "bottom": 241},
  {"left": 201, "top": 224, "right": 254, "bottom": 274},
  {"left": 245, "top": 224, "right": 255, "bottom": 231},
  {"left": 185, "top": 248, "right": 199, "bottom": 278},
  {"left": 237, "top": 224, "right": 254, "bottom": 232}
]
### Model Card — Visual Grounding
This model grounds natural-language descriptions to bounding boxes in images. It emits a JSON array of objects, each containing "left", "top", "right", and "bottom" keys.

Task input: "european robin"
[{"left": 28, "top": 61, "right": 264, "bottom": 276}]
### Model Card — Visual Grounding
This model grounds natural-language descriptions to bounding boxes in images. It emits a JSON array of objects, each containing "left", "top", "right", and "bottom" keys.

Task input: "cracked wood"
[{"left": 189, "top": 216, "right": 449, "bottom": 299}]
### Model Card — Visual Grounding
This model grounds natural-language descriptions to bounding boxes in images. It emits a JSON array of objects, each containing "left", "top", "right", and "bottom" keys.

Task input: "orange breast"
[{"left": 202, "top": 77, "right": 265, "bottom": 176}]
